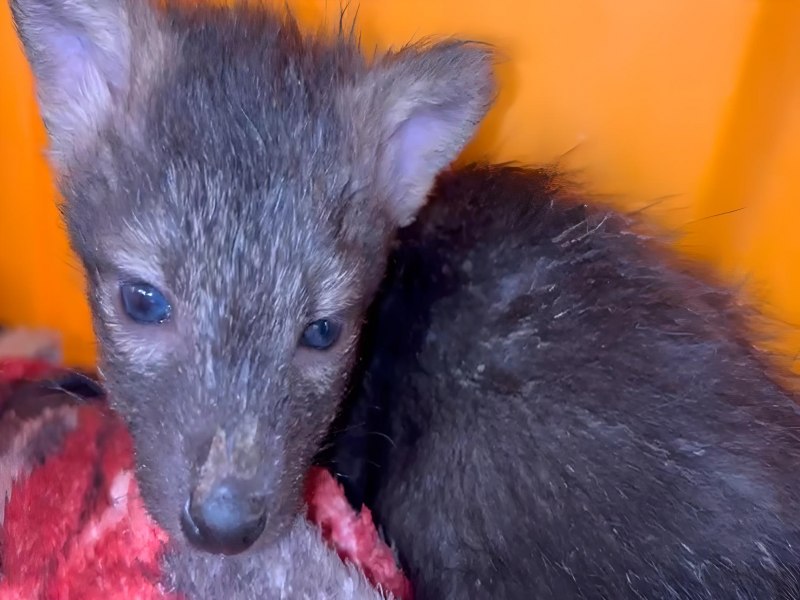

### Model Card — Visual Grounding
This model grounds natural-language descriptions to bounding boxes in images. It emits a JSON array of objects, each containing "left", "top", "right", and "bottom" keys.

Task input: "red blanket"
[{"left": 0, "top": 358, "right": 411, "bottom": 600}]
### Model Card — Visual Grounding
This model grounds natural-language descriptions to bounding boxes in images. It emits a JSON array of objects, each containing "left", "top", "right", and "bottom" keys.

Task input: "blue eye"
[
  {"left": 300, "top": 319, "right": 341, "bottom": 350},
  {"left": 120, "top": 282, "right": 172, "bottom": 324}
]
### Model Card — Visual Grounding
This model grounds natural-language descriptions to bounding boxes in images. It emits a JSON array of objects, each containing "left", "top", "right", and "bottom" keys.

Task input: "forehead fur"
[
  {"left": 144, "top": 2, "right": 368, "bottom": 191},
  {"left": 66, "top": 3, "right": 368, "bottom": 231}
]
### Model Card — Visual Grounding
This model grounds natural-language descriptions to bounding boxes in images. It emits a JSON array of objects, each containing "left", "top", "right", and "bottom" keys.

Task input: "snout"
[
  {"left": 181, "top": 423, "right": 275, "bottom": 554},
  {"left": 181, "top": 476, "right": 268, "bottom": 554}
]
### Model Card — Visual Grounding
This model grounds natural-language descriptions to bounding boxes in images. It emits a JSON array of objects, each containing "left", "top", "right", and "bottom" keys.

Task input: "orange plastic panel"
[{"left": 0, "top": 1, "right": 798, "bottom": 369}]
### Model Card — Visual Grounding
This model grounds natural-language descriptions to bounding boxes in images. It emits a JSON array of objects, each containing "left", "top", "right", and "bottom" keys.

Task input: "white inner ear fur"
[
  {"left": 379, "top": 100, "right": 477, "bottom": 226},
  {"left": 31, "top": 1, "right": 133, "bottom": 162},
  {"left": 358, "top": 42, "right": 496, "bottom": 228},
  {"left": 11, "top": 0, "right": 172, "bottom": 171}
]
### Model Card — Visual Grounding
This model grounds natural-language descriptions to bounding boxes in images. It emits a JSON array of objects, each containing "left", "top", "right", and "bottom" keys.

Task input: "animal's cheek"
[
  {"left": 100, "top": 370, "right": 188, "bottom": 462},
  {"left": 290, "top": 333, "right": 360, "bottom": 392},
  {"left": 286, "top": 364, "right": 349, "bottom": 416},
  {"left": 87, "top": 303, "right": 171, "bottom": 378},
  {"left": 133, "top": 442, "right": 192, "bottom": 538},
  {"left": 282, "top": 380, "right": 346, "bottom": 451}
]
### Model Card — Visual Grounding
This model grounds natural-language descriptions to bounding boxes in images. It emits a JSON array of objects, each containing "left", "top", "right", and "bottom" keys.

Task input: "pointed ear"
[
  {"left": 9, "top": 0, "right": 141, "bottom": 168},
  {"left": 364, "top": 40, "right": 496, "bottom": 226}
]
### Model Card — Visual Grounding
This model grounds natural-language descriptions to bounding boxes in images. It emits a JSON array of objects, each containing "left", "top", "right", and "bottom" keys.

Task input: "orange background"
[{"left": 1, "top": 0, "right": 799, "bottom": 370}]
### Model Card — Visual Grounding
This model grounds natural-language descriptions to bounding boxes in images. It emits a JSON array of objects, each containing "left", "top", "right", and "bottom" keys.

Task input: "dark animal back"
[{"left": 337, "top": 164, "right": 800, "bottom": 599}]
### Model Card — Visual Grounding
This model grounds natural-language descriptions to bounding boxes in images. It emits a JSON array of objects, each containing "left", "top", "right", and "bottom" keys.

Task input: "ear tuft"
[
  {"left": 368, "top": 40, "right": 497, "bottom": 226},
  {"left": 10, "top": 0, "right": 137, "bottom": 169}
]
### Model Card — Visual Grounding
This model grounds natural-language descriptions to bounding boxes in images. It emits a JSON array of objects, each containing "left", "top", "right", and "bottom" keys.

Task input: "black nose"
[{"left": 181, "top": 478, "right": 268, "bottom": 555}]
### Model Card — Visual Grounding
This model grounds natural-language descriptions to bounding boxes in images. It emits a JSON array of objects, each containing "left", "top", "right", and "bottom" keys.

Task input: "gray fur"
[
  {"left": 7, "top": 0, "right": 493, "bottom": 538},
  {"left": 9, "top": 0, "right": 491, "bottom": 594},
  {"left": 164, "top": 515, "right": 387, "bottom": 599},
  {"left": 11, "top": 0, "right": 800, "bottom": 598},
  {"left": 337, "top": 165, "right": 800, "bottom": 598}
]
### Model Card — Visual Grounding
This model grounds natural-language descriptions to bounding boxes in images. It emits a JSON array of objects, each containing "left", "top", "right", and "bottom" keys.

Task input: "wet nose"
[{"left": 181, "top": 478, "right": 268, "bottom": 555}]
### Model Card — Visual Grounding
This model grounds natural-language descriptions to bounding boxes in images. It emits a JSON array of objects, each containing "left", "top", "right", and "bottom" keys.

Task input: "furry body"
[{"left": 333, "top": 164, "right": 800, "bottom": 599}]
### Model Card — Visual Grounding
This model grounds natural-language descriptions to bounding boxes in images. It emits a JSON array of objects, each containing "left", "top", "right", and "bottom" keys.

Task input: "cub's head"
[{"left": 10, "top": 0, "right": 495, "bottom": 554}]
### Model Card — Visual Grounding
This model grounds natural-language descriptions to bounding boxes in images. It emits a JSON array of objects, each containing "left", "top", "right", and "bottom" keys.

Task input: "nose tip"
[{"left": 181, "top": 478, "right": 268, "bottom": 555}]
